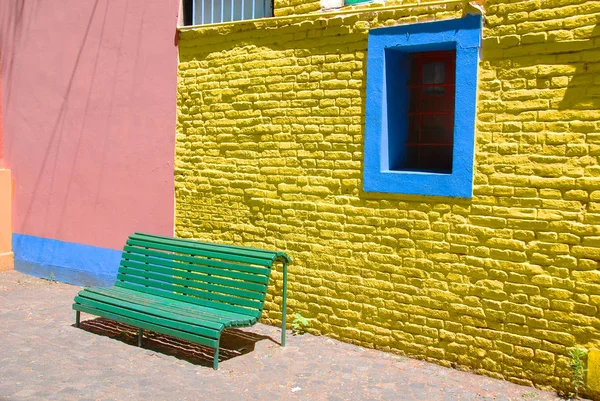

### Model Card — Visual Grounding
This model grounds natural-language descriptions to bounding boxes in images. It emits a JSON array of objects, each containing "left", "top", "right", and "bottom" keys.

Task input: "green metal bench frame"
[{"left": 73, "top": 233, "right": 290, "bottom": 369}]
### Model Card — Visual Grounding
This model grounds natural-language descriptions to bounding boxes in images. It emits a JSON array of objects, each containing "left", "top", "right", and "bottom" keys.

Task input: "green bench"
[{"left": 72, "top": 233, "right": 290, "bottom": 369}]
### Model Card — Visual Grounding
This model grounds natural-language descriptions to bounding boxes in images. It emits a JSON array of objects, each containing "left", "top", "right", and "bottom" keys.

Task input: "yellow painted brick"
[{"left": 175, "top": 3, "right": 600, "bottom": 395}]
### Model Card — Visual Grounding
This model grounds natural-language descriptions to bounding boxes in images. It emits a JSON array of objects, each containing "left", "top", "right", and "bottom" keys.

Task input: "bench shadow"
[{"left": 75, "top": 317, "right": 277, "bottom": 368}]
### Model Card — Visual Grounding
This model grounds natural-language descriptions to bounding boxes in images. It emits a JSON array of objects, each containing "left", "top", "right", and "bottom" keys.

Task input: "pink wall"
[{"left": 0, "top": 0, "right": 179, "bottom": 250}]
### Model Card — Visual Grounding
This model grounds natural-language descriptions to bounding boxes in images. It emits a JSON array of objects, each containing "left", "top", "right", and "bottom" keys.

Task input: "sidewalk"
[{"left": 0, "top": 270, "right": 567, "bottom": 401}]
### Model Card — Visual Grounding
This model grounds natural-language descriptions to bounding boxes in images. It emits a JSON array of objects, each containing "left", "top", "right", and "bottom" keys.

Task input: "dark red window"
[{"left": 406, "top": 50, "right": 456, "bottom": 173}]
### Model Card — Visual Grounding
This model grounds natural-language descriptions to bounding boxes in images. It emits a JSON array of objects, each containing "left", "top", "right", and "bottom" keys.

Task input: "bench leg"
[
  {"left": 138, "top": 329, "right": 143, "bottom": 347},
  {"left": 75, "top": 311, "right": 80, "bottom": 328},
  {"left": 213, "top": 343, "right": 220, "bottom": 370},
  {"left": 281, "top": 262, "right": 288, "bottom": 347}
]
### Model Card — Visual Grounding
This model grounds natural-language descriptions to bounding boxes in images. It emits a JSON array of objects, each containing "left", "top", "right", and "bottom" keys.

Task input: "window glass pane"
[
  {"left": 422, "top": 62, "right": 445, "bottom": 95},
  {"left": 422, "top": 62, "right": 445, "bottom": 84},
  {"left": 191, "top": 0, "right": 272, "bottom": 25},
  {"left": 402, "top": 50, "right": 456, "bottom": 174}
]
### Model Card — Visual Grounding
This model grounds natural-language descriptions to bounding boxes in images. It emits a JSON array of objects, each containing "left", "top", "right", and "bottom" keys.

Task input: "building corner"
[{"left": 0, "top": 168, "right": 13, "bottom": 271}]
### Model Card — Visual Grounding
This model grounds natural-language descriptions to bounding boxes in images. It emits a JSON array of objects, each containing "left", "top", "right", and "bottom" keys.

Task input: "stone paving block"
[{"left": 0, "top": 271, "right": 583, "bottom": 400}]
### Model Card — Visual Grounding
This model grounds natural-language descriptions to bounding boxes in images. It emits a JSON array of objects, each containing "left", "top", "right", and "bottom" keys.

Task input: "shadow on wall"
[
  {"left": 0, "top": 0, "right": 175, "bottom": 246},
  {"left": 558, "top": 21, "right": 600, "bottom": 111},
  {"left": 1, "top": 0, "right": 108, "bottom": 235},
  {"left": 0, "top": 0, "right": 39, "bottom": 112}
]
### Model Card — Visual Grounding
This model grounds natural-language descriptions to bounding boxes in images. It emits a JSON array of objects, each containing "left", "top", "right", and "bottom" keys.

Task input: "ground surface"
[{"left": 0, "top": 270, "right": 575, "bottom": 400}]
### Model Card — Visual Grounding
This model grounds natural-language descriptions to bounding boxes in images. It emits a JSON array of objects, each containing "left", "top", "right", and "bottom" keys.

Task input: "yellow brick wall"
[
  {"left": 273, "top": 0, "right": 320, "bottom": 17},
  {"left": 273, "top": 0, "right": 423, "bottom": 18},
  {"left": 177, "top": 0, "right": 600, "bottom": 394}
]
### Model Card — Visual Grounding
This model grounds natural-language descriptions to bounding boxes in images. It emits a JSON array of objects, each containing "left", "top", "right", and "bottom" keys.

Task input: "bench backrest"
[{"left": 116, "top": 233, "right": 290, "bottom": 319}]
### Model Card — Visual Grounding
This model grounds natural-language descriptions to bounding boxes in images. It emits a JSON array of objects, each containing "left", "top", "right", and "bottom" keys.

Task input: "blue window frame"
[{"left": 363, "top": 15, "right": 482, "bottom": 198}]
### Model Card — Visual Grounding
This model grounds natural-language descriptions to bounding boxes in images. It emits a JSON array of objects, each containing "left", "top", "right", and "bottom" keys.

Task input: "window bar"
[
  {"left": 241, "top": 0, "right": 245, "bottom": 21},
  {"left": 192, "top": 0, "right": 196, "bottom": 25},
  {"left": 221, "top": 0, "right": 224, "bottom": 23},
  {"left": 211, "top": 0, "right": 215, "bottom": 23},
  {"left": 231, "top": 0, "right": 234, "bottom": 22},
  {"left": 252, "top": 0, "right": 256, "bottom": 19},
  {"left": 406, "top": 143, "right": 452, "bottom": 147},
  {"left": 408, "top": 111, "right": 452, "bottom": 116},
  {"left": 201, "top": 0, "right": 205, "bottom": 25},
  {"left": 407, "top": 83, "right": 455, "bottom": 88}
]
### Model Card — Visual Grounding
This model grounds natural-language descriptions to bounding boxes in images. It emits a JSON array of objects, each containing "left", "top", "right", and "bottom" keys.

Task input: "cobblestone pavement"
[{"left": 0, "top": 270, "right": 571, "bottom": 401}]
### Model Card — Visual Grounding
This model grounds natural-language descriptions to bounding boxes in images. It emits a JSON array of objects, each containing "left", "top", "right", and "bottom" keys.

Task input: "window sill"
[{"left": 364, "top": 169, "right": 474, "bottom": 198}]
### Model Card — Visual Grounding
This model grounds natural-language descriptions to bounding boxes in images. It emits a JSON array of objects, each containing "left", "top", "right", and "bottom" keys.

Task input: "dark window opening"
[
  {"left": 406, "top": 50, "right": 456, "bottom": 174},
  {"left": 182, "top": 0, "right": 194, "bottom": 26}
]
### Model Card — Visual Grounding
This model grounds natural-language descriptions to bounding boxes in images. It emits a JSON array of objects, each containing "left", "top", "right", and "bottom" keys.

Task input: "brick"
[{"left": 175, "top": 2, "right": 600, "bottom": 394}]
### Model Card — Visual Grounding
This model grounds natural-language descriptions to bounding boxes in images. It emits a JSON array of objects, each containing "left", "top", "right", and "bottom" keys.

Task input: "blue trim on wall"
[
  {"left": 364, "top": 15, "right": 482, "bottom": 198},
  {"left": 385, "top": 48, "right": 411, "bottom": 171},
  {"left": 13, "top": 234, "right": 122, "bottom": 286}
]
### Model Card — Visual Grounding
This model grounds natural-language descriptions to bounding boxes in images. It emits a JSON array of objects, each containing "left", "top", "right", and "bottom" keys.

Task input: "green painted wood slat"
[
  {"left": 76, "top": 291, "right": 229, "bottom": 331},
  {"left": 74, "top": 295, "right": 222, "bottom": 338},
  {"left": 73, "top": 304, "right": 219, "bottom": 348},
  {"left": 86, "top": 286, "right": 254, "bottom": 325},
  {"left": 115, "top": 281, "right": 260, "bottom": 318},
  {"left": 130, "top": 232, "right": 285, "bottom": 262},
  {"left": 115, "top": 273, "right": 263, "bottom": 310},
  {"left": 127, "top": 238, "right": 272, "bottom": 268},
  {"left": 118, "top": 263, "right": 265, "bottom": 301},
  {"left": 121, "top": 248, "right": 270, "bottom": 286}
]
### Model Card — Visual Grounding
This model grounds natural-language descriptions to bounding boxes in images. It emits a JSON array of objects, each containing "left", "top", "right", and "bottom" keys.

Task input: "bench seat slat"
[
  {"left": 115, "top": 282, "right": 260, "bottom": 318},
  {"left": 118, "top": 263, "right": 265, "bottom": 301},
  {"left": 73, "top": 304, "right": 219, "bottom": 348},
  {"left": 116, "top": 273, "right": 263, "bottom": 310},
  {"left": 130, "top": 233, "right": 282, "bottom": 263},
  {"left": 76, "top": 290, "right": 244, "bottom": 329},
  {"left": 74, "top": 295, "right": 222, "bottom": 338},
  {"left": 122, "top": 249, "right": 269, "bottom": 286},
  {"left": 86, "top": 286, "right": 255, "bottom": 326},
  {"left": 127, "top": 238, "right": 272, "bottom": 268}
]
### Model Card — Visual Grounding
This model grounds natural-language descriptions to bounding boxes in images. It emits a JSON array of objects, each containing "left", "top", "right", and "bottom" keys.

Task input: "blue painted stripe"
[{"left": 12, "top": 234, "right": 122, "bottom": 287}]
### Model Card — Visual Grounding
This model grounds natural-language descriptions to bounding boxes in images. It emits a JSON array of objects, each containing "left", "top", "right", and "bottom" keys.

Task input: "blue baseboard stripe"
[{"left": 12, "top": 234, "right": 122, "bottom": 287}]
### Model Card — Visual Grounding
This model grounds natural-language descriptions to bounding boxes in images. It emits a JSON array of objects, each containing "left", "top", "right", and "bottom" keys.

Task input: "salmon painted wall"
[
  {"left": 0, "top": 48, "right": 3, "bottom": 163},
  {"left": 0, "top": 47, "right": 13, "bottom": 272},
  {"left": 0, "top": 0, "right": 179, "bottom": 284}
]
